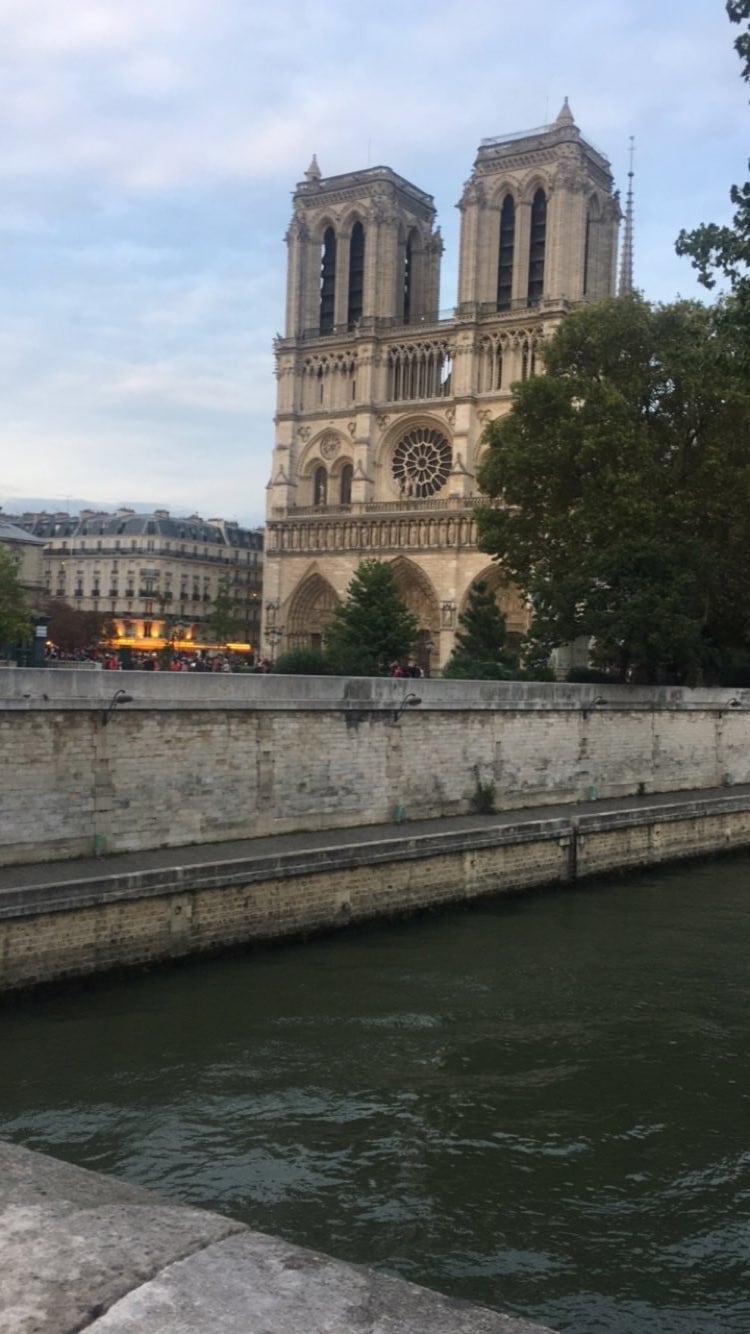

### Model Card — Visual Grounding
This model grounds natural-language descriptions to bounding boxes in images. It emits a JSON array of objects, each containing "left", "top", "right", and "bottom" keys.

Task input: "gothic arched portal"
[
  {"left": 286, "top": 573, "right": 340, "bottom": 650},
  {"left": 389, "top": 556, "right": 440, "bottom": 672},
  {"left": 460, "top": 565, "right": 529, "bottom": 645}
]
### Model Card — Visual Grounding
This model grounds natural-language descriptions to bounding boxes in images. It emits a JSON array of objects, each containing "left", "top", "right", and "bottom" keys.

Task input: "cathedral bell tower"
[
  {"left": 457, "top": 99, "right": 619, "bottom": 312},
  {"left": 284, "top": 158, "right": 442, "bottom": 337},
  {"left": 264, "top": 108, "right": 621, "bottom": 672}
]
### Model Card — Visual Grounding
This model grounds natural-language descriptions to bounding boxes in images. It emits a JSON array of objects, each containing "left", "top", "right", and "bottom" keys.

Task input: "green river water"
[{"left": 1, "top": 855, "right": 749, "bottom": 1333}]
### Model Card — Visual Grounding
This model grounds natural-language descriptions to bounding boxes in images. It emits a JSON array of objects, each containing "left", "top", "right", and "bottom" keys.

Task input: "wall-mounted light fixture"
[
  {"left": 581, "top": 695, "right": 607, "bottom": 721},
  {"left": 102, "top": 688, "right": 134, "bottom": 726},
  {"left": 393, "top": 692, "right": 422, "bottom": 723}
]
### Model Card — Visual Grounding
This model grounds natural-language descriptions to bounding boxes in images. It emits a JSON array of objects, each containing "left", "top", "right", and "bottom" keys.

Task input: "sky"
[{"left": 0, "top": 0, "right": 746, "bottom": 528}]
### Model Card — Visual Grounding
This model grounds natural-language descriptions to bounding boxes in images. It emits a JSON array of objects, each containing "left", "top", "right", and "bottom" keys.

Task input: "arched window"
[
  {"left": 527, "top": 189, "right": 547, "bottom": 305},
  {"left": 319, "top": 227, "right": 336, "bottom": 334},
  {"left": 340, "top": 464, "right": 353, "bottom": 505},
  {"left": 314, "top": 466, "right": 328, "bottom": 506},
  {"left": 403, "top": 230, "right": 415, "bottom": 324},
  {"left": 583, "top": 200, "right": 601, "bottom": 297},
  {"left": 347, "top": 222, "right": 365, "bottom": 328},
  {"left": 497, "top": 195, "right": 515, "bottom": 311}
]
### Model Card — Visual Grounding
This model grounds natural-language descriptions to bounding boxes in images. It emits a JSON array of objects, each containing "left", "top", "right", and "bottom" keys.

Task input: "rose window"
[{"left": 391, "top": 427, "right": 452, "bottom": 499}]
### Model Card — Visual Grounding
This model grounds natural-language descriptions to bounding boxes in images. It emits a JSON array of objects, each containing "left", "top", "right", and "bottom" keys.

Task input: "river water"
[{"left": 2, "top": 856, "right": 749, "bottom": 1333}]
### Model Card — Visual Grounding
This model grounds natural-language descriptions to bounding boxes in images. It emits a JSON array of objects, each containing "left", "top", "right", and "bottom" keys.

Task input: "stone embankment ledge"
[
  {"left": 1, "top": 786, "right": 750, "bottom": 991},
  {"left": 0, "top": 1140, "right": 556, "bottom": 1334}
]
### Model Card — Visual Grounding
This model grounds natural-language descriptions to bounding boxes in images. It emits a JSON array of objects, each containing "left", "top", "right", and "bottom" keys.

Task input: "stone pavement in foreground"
[{"left": 2, "top": 783, "right": 747, "bottom": 892}]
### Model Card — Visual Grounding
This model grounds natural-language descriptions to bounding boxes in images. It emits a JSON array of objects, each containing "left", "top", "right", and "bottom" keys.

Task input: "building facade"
[
  {"left": 264, "top": 101, "right": 620, "bottom": 670},
  {"left": 0, "top": 518, "right": 45, "bottom": 602},
  {"left": 14, "top": 509, "right": 264, "bottom": 654}
]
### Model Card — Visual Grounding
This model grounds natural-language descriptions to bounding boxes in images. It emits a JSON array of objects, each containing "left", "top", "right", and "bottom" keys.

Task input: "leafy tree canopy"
[
  {"left": 273, "top": 646, "right": 333, "bottom": 675},
  {"left": 443, "top": 580, "right": 519, "bottom": 680},
  {"left": 476, "top": 295, "right": 750, "bottom": 683},
  {"left": 0, "top": 545, "right": 32, "bottom": 649},
  {"left": 676, "top": 3, "right": 750, "bottom": 311},
  {"left": 325, "top": 560, "right": 417, "bottom": 675},
  {"left": 43, "top": 599, "right": 111, "bottom": 654},
  {"left": 206, "top": 575, "right": 238, "bottom": 644}
]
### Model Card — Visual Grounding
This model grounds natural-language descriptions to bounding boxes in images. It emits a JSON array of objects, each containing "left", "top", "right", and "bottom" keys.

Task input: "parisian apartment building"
[{"left": 11, "top": 508, "right": 264, "bottom": 653}]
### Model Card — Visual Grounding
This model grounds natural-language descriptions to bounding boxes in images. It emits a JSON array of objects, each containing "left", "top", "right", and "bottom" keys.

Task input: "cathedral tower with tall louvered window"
[{"left": 264, "top": 102, "right": 620, "bottom": 671}]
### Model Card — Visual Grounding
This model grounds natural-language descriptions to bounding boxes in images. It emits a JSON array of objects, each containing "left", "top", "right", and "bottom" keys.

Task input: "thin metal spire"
[{"left": 618, "top": 136, "right": 635, "bottom": 296}]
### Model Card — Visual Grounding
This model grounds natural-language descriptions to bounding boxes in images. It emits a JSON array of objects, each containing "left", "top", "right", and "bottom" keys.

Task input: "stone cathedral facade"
[{"left": 264, "top": 101, "right": 620, "bottom": 671}]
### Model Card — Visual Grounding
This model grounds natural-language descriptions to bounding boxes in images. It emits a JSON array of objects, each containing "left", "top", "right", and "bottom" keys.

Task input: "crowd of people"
[
  {"left": 44, "top": 645, "right": 254, "bottom": 673},
  {"left": 390, "top": 662, "right": 423, "bottom": 678},
  {"left": 43, "top": 645, "right": 425, "bottom": 676}
]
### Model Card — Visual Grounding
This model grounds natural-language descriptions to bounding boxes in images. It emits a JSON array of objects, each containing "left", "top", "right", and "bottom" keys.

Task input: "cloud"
[{"left": 0, "top": 0, "right": 746, "bottom": 522}]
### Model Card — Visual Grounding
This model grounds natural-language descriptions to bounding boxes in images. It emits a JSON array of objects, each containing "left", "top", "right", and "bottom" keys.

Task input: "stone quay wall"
[
  {"left": 2, "top": 790, "right": 750, "bottom": 991},
  {"left": 3, "top": 668, "right": 750, "bottom": 866}
]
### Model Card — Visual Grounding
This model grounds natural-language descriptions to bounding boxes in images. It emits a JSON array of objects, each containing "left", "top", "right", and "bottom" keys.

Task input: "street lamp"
[
  {"left": 266, "top": 623, "right": 284, "bottom": 663},
  {"left": 265, "top": 600, "right": 284, "bottom": 663}
]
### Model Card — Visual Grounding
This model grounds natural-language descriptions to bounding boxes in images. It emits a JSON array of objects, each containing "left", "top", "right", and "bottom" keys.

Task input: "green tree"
[
  {"left": 0, "top": 545, "right": 32, "bottom": 650},
  {"left": 207, "top": 575, "right": 238, "bottom": 644},
  {"left": 325, "top": 560, "right": 417, "bottom": 675},
  {"left": 43, "top": 600, "right": 110, "bottom": 655},
  {"left": 274, "top": 646, "right": 332, "bottom": 674},
  {"left": 476, "top": 295, "right": 750, "bottom": 683},
  {"left": 676, "top": 3, "right": 750, "bottom": 310},
  {"left": 443, "top": 581, "right": 518, "bottom": 680}
]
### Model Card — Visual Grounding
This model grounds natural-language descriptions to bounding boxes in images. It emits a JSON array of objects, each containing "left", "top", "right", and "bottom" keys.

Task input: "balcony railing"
[
  {"left": 272, "top": 495, "right": 480, "bottom": 519},
  {"left": 278, "top": 296, "right": 573, "bottom": 347}
]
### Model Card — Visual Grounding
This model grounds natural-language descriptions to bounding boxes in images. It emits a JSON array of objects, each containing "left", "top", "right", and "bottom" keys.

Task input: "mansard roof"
[
  {"left": 10, "top": 510, "right": 263, "bottom": 550},
  {"left": 0, "top": 518, "right": 44, "bottom": 546}
]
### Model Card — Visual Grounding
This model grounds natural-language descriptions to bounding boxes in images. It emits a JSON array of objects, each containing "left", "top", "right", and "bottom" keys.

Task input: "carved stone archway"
[
  {"left": 389, "top": 555, "right": 440, "bottom": 673},
  {"left": 286, "top": 573, "right": 340, "bottom": 650},
  {"left": 460, "top": 565, "right": 529, "bottom": 645}
]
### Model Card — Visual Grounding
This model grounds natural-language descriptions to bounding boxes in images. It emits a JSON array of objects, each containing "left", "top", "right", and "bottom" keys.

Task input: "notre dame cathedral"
[{"left": 263, "top": 101, "right": 620, "bottom": 671}]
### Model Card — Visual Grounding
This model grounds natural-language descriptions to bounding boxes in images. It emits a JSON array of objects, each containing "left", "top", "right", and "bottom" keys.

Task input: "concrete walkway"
[{"left": 3, "top": 783, "right": 748, "bottom": 892}]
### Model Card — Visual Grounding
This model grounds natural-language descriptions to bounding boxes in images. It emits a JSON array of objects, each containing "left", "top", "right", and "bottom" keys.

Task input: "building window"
[
  {"left": 143, "top": 621, "right": 153, "bottom": 638},
  {"left": 340, "top": 464, "right": 353, "bottom": 505},
  {"left": 314, "top": 465, "right": 328, "bottom": 506},
  {"left": 497, "top": 195, "right": 515, "bottom": 311},
  {"left": 527, "top": 188, "right": 547, "bottom": 305},
  {"left": 347, "top": 221, "right": 365, "bottom": 328},
  {"left": 403, "top": 230, "right": 414, "bottom": 324},
  {"left": 387, "top": 340, "right": 453, "bottom": 401},
  {"left": 319, "top": 226, "right": 336, "bottom": 334},
  {"left": 391, "top": 426, "right": 452, "bottom": 499}
]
